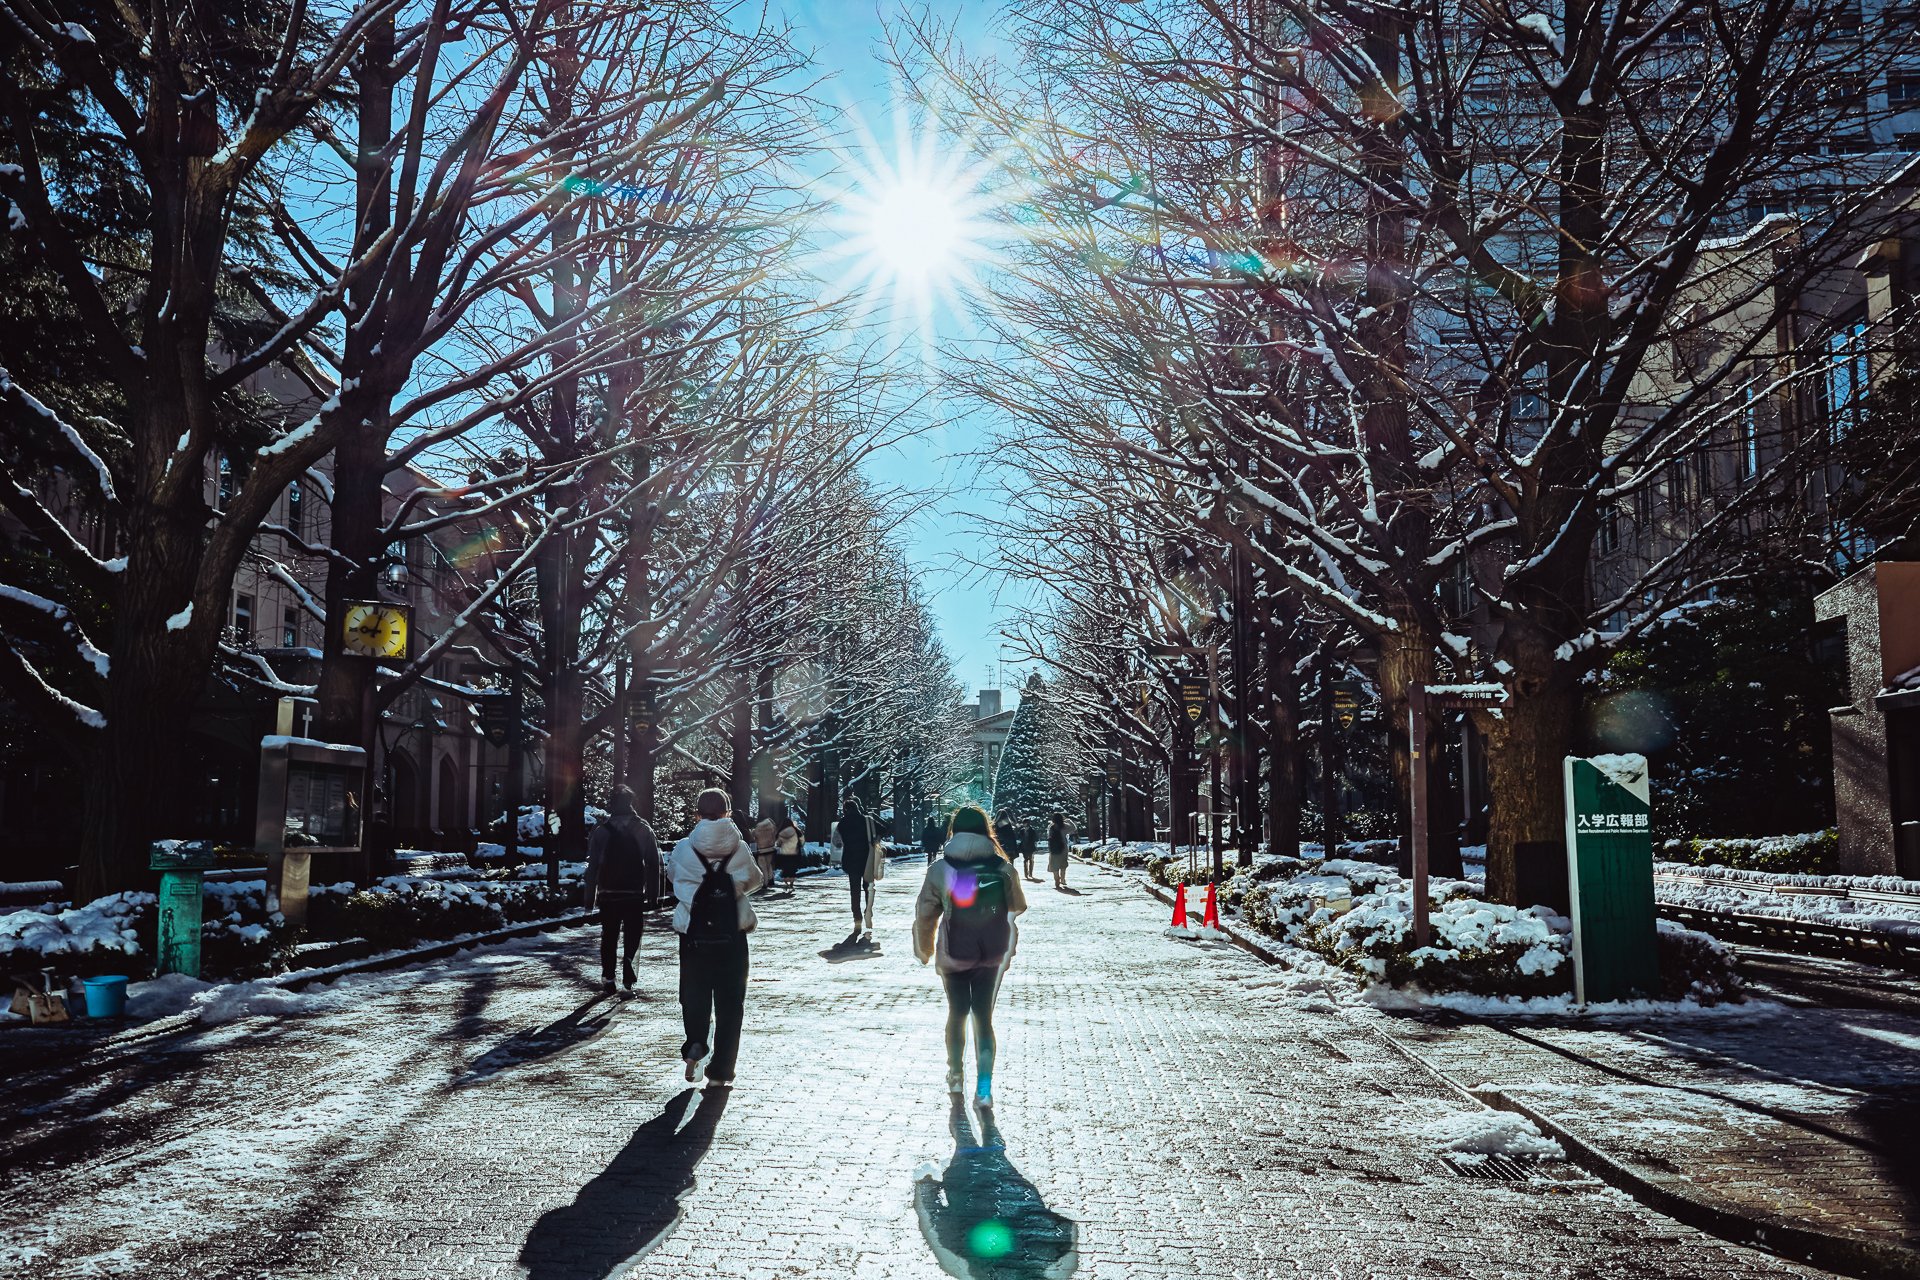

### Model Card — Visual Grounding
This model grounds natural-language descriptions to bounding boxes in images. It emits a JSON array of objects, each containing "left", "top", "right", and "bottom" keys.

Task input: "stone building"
[{"left": 1816, "top": 563, "right": 1920, "bottom": 876}]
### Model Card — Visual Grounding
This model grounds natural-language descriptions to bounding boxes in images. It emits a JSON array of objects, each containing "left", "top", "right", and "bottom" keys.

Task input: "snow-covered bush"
[
  {"left": 0, "top": 892, "right": 152, "bottom": 978},
  {"left": 1655, "top": 920, "right": 1743, "bottom": 1003},
  {"left": 1298, "top": 887, "right": 1572, "bottom": 996},
  {"left": 1660, "top": 830, "right": 1837, "bottom": 876}
]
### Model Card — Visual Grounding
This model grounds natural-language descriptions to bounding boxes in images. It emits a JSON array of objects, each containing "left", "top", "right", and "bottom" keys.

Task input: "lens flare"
[
  {"left": 967, "top": 1219, "right": 1014, "bottom": 1259},
  {"left": 951, "top": 872, "right": 978, "bottom": 908}
]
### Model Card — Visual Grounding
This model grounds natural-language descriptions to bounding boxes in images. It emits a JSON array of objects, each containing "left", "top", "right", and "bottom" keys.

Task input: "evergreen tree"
[{"left": 992, "top": 674, "right": 1079, "bottom": 824}]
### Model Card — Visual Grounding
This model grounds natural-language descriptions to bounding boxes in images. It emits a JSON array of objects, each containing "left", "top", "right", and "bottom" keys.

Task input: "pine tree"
[{"left": 992, "top": 674, "right": 1079, "bottom": 824}]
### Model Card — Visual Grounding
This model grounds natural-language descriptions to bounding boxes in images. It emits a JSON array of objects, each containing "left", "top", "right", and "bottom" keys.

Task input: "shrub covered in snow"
[
  {"left": 1655, "top": 919, "right": 1744, "bottom": 1003},
  {"left": 1297, "top": 887, "right": 1572, "bottom": 996},
  {"left": 1659, "top": 830, "right": 1838, "bottom": 876},
  {"left": 0, "top": 892, "right": 152, "bottom": 978}
]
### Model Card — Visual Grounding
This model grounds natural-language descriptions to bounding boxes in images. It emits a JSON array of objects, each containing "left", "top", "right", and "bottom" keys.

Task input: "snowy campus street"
[{"left": 0, "top": 860, "right": 1862, "bottom": 1280}]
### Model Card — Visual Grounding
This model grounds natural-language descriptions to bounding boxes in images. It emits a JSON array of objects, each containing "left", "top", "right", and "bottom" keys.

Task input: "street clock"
[{"left": 341, "top": 601, "right": 412, "bottom": 660}]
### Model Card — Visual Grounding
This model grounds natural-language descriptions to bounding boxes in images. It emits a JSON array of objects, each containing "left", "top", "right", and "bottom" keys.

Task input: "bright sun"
[
  {"left": 817, "top": 106, "right": 1002, "bottom": 349},
  {"left": 866, "top": 180, "right": 964, "bottom": 281}
]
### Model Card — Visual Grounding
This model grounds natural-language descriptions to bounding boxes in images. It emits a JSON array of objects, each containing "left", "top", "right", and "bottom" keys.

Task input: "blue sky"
[{"left": 778, "top": 0, "right": 1037, "bottom": 703}]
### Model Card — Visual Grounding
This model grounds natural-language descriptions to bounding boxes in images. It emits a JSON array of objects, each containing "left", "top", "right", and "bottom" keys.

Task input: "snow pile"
[
  {"left": 0, "top": 891, "right": 151, "bottom": 965},
  {"left": 1164, "top": 924, "right": 1232, "bottom": 943},
  {"left": 1422, "top": 1109, "right": 1564, "bottom": 1161}
]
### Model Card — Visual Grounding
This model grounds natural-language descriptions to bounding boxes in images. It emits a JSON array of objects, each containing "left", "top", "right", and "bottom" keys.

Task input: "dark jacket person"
[{"left": 584, "top": 786, "right": 661, "bottom": 993}]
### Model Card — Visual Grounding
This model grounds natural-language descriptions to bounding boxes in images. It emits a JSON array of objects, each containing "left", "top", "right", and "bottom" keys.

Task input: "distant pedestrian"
[
  {"left": 1019, "top": 821, "right": 1038, "bottom": 882},
  {"left": 922, "top": 814, "right": 944, "bottom": 856},
  {"left": 1046, "top": 812, "right": 1071, "bottom": 890},
  {"left": 914, "top": 805, "right": 1027, "bottom": 1109},
  {"left": 669, "top": 787, "right": 763, "bottom": 1088},
  {"left": 775, "top": 814, "right": 802, "bottom": 890},
  {"left": 583, "top": 786, "right": 661, "bottom": 995},
  {"left": 752, "top": 817, "right": 778, "bottom": 894},
  {"left": 833, "top": 797, "right": 876, "bottom": 944}
]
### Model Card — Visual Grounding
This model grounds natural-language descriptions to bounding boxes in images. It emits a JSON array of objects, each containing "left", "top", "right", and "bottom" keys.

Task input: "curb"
[
  {"left": 1474, "top": 1088, "right": 1920, "bottom": 1280},
  {"left": 1091, "top": 854, "right": 1920, "bottom": 1280}
]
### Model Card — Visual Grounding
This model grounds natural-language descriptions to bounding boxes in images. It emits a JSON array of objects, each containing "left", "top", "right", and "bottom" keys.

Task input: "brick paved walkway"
[
  {"left": 1376, "top": 985, "right": 1920, "bottom": 1261},
  {"left": 0, "top": 858, "right": 1825, "bottom": 1279}
]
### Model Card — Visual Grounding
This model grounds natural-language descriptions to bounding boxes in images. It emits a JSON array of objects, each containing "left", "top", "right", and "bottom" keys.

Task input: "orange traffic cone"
[
  {"left": 1203, "top": 882, "right": 1221, "bottom": 930},
  {"left": 1171, "top": 883, "right": 1189, "bottom": 927}
]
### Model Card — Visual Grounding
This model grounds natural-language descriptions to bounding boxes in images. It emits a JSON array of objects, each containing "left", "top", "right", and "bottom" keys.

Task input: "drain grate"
[{"left": 1441, "top": 1153, "right": 1546, "bottom": 1182}]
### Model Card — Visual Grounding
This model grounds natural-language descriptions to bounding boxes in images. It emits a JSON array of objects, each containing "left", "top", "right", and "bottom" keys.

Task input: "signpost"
[
  {"left": 1562, "top": 754, "right": 1659, "bottom": 1004},
  {"left": 1144, "top": 642, "right": 1223, "bottom": 876}
]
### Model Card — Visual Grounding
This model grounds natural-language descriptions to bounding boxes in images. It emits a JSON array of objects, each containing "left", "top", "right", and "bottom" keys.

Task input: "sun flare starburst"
[{"left": 816, "top": 103, "right": 1004, "bottom": 352}]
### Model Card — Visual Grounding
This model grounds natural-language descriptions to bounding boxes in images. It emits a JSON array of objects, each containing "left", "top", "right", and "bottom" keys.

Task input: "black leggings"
[
  {"left": 599, "top": 896, "right": 646, "bottom": 978},
  {"left": 942, "top": 965, "right": 1002, "bottom": 1085},
  {"left": 846, "top": 862, "right": 868, "bottom": 918}
]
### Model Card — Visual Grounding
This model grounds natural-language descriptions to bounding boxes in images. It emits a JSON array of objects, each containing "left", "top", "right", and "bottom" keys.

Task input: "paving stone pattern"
[
  {"left": 1379, "top": 989, "right": 1920, "bottom": 1253},
  {"left": 0, "top": 859, "right": 1824, "bottom": 1279}
]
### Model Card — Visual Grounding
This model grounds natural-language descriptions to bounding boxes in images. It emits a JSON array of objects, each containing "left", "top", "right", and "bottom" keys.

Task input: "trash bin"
[{"left": 82, "top": 975, "right": 129, "bottom": 1018}]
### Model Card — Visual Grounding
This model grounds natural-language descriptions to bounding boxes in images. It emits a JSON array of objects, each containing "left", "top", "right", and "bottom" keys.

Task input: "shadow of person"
[
  {"left": 915, "top": 1102, "right": 1078, "bottom": 1280},
  {"left": 518, "top": 1087, "right": 729, "bottom": 1280},
  {"left": 454, "top": 994, "right": 615, "bottom": 1087}
]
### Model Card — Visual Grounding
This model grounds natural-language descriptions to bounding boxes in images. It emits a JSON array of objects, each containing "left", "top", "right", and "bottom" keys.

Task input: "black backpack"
[
  {"left": 945, "top": 861, "right": 1012, "bottom": 966},
  {"left": 686, "top": 850, "right": 739, "bottom": 944}
]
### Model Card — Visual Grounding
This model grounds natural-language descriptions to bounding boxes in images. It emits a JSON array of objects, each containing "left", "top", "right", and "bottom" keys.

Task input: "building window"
[
  {"left": 1599, "top": 502, "right": 1620, "bottom": 555},
  {"left": 1825, "top": 320, "right": 1869, "bottom": 443},
  {"left": 286, "top": 479, "right": 303, "bottom": 537},
  {"left": 217, "top": 454, "right": 234, "bottom": 509},
  {"left": 234, "top": 593, "right": 254, "bottom": 643},
  {"left": 283, "top": 606, "right": 300, "bottom": 649},
  {"left": 1890, "top": 75, "right": 1920, "bottom": 104},
  {"left": 1737, "top": 385, "right": 1760, "bottom": 480}
]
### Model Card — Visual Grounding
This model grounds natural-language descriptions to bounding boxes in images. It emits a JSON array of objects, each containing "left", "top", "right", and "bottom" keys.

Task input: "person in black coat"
[
  {"left": 837, "top": 797, "right": 873, "bottom": 933},
  {"left": 583, "top": 786, "right": 663, "bottom": 994}
]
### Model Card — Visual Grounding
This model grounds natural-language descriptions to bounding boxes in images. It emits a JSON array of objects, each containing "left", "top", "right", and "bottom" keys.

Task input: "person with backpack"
[
  {"left": 669, "top": 787, "right": 763, "bottom": 1087},
  {"left": 1018, "top": 821, "right": 1038, "bottom": 882},
  {"left": 1046, "top": 812, "right": 1071, "bottom": 890},
  {"left": 914, "top": 805, "right": 1027, "bottom": 1109},
  {"left": 582, "top": 786, "right": 662, "bottom": 994}
]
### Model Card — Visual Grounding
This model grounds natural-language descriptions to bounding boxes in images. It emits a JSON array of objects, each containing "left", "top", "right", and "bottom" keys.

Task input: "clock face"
[{"left": 342, "top": 602, "right": 409, "bottom": 659}]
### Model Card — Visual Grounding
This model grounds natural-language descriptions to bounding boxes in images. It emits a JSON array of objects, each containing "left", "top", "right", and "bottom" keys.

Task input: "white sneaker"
[
  {"left": 974, "top": 1089, "right": 993, "bottom": 1111},
  {"left": 946, "top": 1069, "right": 964, "bottom": 1095}
]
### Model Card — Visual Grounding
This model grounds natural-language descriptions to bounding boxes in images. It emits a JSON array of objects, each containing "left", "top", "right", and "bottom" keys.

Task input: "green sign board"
[{"left": 1562, "top": 754, "right": 1658, "bottom": 1004}]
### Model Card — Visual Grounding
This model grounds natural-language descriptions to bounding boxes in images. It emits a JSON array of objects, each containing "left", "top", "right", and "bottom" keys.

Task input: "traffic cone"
[
  {"left": 1171, "top": 883, "right": 1188, "bottom": 927},
  {"left": 1203, "top": 882, "right": 1221, "bottom": 930}
]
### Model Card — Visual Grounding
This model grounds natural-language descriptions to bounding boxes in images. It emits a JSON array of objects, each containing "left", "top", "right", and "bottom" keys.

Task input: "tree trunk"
[
  {"left": 1482, "top": 622, "right": 1583, "bottom": 904},
  {"left": 1265, "top": 630, "right": 1302, "bottom": 860},
  {"left": 74, "top": 502, "right": 213, "bottom": 898}
]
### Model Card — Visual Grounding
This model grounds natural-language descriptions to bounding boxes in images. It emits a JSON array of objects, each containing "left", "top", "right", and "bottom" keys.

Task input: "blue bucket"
[{"left": 82, "top": 976, "right": 129, "bottom": 1019}]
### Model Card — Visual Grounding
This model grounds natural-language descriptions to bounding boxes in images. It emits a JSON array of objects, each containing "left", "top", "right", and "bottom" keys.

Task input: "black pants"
[
  {"left": 678, "top": 932, "right": 749, "bottom": 1081},
  {"left": 845, "top": 861, "right": 868, "bottom": 918},
  {"left": 599, "top": 896, "right": 647, "bottom": 980},
  {"left": 943, "top": 964, "right": 1003, "bottom": 1086}
]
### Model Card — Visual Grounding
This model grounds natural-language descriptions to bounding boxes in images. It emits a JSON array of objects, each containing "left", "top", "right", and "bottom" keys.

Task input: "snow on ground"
[{"left": 1420, "top": 1108, "right": 1565, "bottom": 1161}]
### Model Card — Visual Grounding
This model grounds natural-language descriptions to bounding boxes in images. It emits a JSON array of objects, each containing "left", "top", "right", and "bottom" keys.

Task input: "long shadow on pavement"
[
  {"left": 915, "top": 1102, "right": 1077, "bottom": 1280},
  {"left": 519, "top": 1087, "right": 730, "bottom": 1280},
  {"left": 453, "top": 993, "right": 616, "bottom": 1086}
]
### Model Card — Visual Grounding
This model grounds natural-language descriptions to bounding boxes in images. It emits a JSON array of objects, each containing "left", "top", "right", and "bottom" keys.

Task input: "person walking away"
[
  {"left": 1019, "top": 821, "right": 1038, "bottom": 882},
  {"left": 1046, "top": 813, "right": 1071, "bottom": 891},
  {"left": 670, "top": 788, "right": 763, "bottom": 1087},
  {"left": 914, "top": 805, "right": 1027, "bottom": 1110},
  {"left": 583, "top": 786, "right": 661, "bottom": 994},
  {"left": 835, "top": 797, "right": 874, "bottom": 945},
  {"left": 775, "top": 814, "right": 802, "bottom": 891},
  {"left": 752, "top": 818, "right": 778, "bottom": 896}
]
